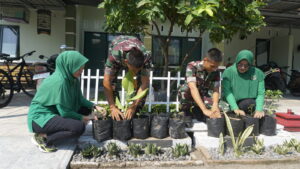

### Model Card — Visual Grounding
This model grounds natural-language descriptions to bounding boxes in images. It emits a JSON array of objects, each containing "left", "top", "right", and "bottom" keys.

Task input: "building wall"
[
  {"left": 0, "top": 9, "right": 65, "bottom": 62},
  {"left": 224, "top": 27, "right": 300, "bottom": 71}
]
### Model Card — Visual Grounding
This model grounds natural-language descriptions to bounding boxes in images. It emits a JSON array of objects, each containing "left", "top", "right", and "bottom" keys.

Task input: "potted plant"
[
  {"left": 114, "top": 71, "right": 149, "bottom": 141},
  {"left": 132, "top": 106, "right": 150, "bottom": 139},
  {"left": 225, "top": 111, "right": 244, "bottom": 137},
  {"left": 242, "top": 104, "right": 260, "bottom": 136},
  {"left": 169, "top": 105, "right": 187, "bottom": 139},
  {"left": 150, "top": 104, "right": 169, "bottom": 139},
  {"left": 260, "top": 90, "right": 282, "bottom": 136},
  {"left": 93, "top": 104, "right": 113, "bottom": 142}
]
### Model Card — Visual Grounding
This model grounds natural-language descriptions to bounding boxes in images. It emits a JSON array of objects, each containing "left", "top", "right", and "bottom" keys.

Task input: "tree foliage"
[{"left": 99, "top": 0, "right": 266, "bottom": 73}]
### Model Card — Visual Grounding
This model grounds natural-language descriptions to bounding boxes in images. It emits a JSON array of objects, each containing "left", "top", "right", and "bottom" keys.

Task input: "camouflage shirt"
[
  {"left": 178, "top": 61, "right": 220, "bottom": 106},
  {"left": 104, "top": 36, "right": 152, "bottom": 85}
]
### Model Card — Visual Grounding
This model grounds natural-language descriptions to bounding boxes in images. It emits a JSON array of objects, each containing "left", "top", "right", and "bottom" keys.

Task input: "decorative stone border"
[
  {"left": 198, "top": 146, "right": 300, "bottom": 165},
  {"left": 70, "top": 151, "right": 204, "bottom": 168}
]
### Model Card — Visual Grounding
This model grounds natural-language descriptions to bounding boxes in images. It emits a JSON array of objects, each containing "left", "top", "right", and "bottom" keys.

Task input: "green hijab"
[
  {"left": 222, "top": 50, "right": 265, "bottom": 102},
  {"left": 31, "top": 51, "right": 88, "bottom": 111}
]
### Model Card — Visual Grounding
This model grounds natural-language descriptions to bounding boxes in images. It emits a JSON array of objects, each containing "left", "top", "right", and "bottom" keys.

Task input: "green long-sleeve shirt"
[{"left": 222, "top": 50, "right": 265, "bottom": 111}]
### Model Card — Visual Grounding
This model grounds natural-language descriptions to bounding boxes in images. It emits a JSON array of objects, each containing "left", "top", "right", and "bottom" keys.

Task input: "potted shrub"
[
  {"left": 260, "top": 90, "right": 282, "bottom": 136},
  {"left": 150, "top": 104, "right": 169, "bottom": 139},
  {"left": 114, "top": 71, "right": 149, "bottom": 141},
  {"left": 93, "top": 104, "right": 113, "bottom": 142},
  {"left": 132, "top": 106, "right": 150, "bottom": 139},
  {"left": 169, "top": 105, "right": 187, "bottom": 139},
  {"left": 225, "top": 112, "right": 244, "bottom": 137}
]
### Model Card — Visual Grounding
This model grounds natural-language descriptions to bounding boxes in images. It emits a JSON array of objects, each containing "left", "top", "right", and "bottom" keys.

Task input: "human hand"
[
  {"left": 125, "top": 105, "right": 136, "bottom": 120},
  {"left": 82, "top": 116, "right": 90, "bottom": 124},
  {"left": 94, "top": 106, "right": 107, "bottom": 119},
  {"left": 110, "top": 106, "right": 124, "bottom": 121},
  {"left": 211, "top": 105, "right": 221, "bottom": 114},
  {"left": 234, "top": 109, "right": 246, "bottom": 116},
  {"left": 202, "top": 109, "right": 217, "bottom": 118},
  {"left": 254, "top": 111, "right": 264, "bottom": 119}
]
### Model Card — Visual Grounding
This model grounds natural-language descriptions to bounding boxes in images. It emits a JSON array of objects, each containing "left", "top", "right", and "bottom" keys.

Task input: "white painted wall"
[
  {"left": 224, "top": 27, "right": 300, "bottom": 72},
  {"left": 0, "top": 9, "right": 65, "bottom": 62}
]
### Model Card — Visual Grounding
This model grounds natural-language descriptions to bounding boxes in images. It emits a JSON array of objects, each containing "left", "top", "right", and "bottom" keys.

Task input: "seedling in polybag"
[{"left": 115, "top": 71, "right": 149, "bottom": 116}]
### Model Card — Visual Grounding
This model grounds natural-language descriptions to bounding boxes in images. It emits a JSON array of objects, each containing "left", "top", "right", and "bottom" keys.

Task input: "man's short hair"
[
  {"left": 207, "top": 48, "right": 222, "bottom": 63},
  {"left": 127, "top": 47, "right": 145, "bottom": 68}
]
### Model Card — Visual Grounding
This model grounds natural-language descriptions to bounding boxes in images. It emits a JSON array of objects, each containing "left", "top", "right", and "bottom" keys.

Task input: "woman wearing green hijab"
[
  {"left": 28, "top": 51, "right": 104, "bottom": 152},
  {"left": 222, "top": 50, "right": 265, "bottom": 118}
]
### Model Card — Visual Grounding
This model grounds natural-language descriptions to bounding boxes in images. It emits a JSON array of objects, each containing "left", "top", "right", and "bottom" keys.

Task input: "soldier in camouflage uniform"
[
  {"left": 103, "top": 35, "right": 151, "bottom": 121},
  {"left": 178, "top": 48, "right": 223, "bottom": 121}
]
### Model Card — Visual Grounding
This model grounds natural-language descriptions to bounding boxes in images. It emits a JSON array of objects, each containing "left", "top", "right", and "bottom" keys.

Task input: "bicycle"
[{"left": 0, "top": 51, "right": 36, "bottom": 108}]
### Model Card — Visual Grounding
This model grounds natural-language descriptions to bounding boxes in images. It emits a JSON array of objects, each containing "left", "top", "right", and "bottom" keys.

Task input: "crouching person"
[
  {"left": 178, "top": 48, "right": 223, "bottom": 122},
  {"left": 27, "top": 51, "right": 103, "bottom": 152}
]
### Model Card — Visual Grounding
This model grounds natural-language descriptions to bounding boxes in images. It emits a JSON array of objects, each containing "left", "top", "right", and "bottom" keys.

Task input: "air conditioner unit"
[{"left": 0, "top": 6, "right": 30, "bottom": 23}]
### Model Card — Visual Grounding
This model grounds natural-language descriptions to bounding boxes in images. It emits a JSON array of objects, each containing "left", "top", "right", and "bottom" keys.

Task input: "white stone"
[{"left": 185, "top": 120, "right": 207, "bottom": 132}]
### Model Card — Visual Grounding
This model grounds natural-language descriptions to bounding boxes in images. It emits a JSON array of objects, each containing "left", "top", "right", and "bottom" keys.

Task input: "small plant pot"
[
  {"left": 225, "top": 114, "right": 244, "bottom": 137},
  {"left": 169, "top": 117, "right": 187, "bottom": 139},
  {"left": 150, "top": 114, "right": 169, "bottom": 139},
  {"left": 260, "top": 115, "right": 277, "bottom": 136},
  {"left": 113, "top": 119, "right": 132, "bottom": 141},
  {"left": 93, "top": 118, "right": 113, "bottom": 142},
  {"left": 184, "top": 116, "right": 193, "bottom": 128},
  {"left": 132, "top": 115, "right": 150, "bottom": 139},
  {"left": 207, "top": 116, "right": 225, "bottom": 138},
  {"left": 242, "top": 115, "right": 260, "bottom": 136}
]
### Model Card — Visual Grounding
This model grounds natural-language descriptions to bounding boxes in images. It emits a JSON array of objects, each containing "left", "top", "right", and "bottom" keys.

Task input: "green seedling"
[
  {"left": 251, "top": 136, "right": 265, "bottom": 155},
  {"left": 106, "top": 142, "right": 121, "bottom": 157},
  {"left": 115, "top": 71, "right": 149, "bottom": 116},
  {"left": 264, "top": 90, "right": 283, "bottom": 115},
  {"left": 144, "top": 143, "right": 161, "bottom": 155},
  {"left": 80, "top": 144, "right": 103, "bottom": 158},
  {"left": 274, "top": 144, "right": 293, "bottom": 155},
  {"left": 218, "top": 133, "right": 225, "bottom": 156},
  {"left": 224, "top": 112, "right": 254, "bottom": 157},
  {"left": 128, "top": 143, "right": 143, "bottom": 158},
  {"left": 295, "top": 144, "right": 300, "bottom": 153},
  {"left": 94, "top": 104, "right": 110, "bottom": 119},
  {"left": 172, "top": 144, "right": 189, "bottom": 158}
]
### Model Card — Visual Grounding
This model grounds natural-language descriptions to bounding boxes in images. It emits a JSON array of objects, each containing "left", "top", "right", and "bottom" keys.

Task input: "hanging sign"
[{"left": 37, "top": 9, "right": 51, "bottom": 35}]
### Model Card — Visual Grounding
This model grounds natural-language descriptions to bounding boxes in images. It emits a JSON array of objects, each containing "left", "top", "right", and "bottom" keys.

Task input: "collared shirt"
[{"left": 178, "top": 61, "right": 220, "bottom": 105}]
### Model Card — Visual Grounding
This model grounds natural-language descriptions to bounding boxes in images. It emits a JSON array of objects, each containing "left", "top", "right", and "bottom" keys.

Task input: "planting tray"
[{"left": 275, "top": 112, "right": 300, "bottom": 131}]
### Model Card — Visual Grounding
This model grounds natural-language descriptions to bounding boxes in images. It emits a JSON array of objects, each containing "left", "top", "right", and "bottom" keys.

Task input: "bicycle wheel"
[
  {"left": 0, "top": 69, "right": 13, "bottom": 108},
  {"left": 18, "top": 68, "right": 36, "bottom": 97}
]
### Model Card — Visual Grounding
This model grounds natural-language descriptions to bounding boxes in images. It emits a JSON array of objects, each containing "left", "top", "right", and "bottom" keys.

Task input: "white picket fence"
[{"left": 80, "top": 69, "right": 186, "bottom": 112}]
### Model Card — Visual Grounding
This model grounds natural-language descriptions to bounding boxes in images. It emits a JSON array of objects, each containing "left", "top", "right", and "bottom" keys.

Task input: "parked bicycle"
[{"left": 0, "top": 51, "right": 36, "bottom": 108}]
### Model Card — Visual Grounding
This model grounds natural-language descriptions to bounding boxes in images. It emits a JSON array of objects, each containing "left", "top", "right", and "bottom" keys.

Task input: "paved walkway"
[{"left": 0, "top": 93, "right": 300, "bottom": 169}]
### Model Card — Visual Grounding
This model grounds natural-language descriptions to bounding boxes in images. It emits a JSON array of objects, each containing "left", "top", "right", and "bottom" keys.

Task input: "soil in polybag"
[
  {"left": 169, "top": 117, "right": 187, "bottom": 139},
  {"left": 260, "top": 115, "right": 277, "bottom": 136},
  {"left": 207, "top": 116, "right": 225, "bottom": 138},
  {"left": 93, "top": 118, "right": 113, "bottom": 142},
  {"left": 151, "top": 114, "right": 169, "bottom": 139},
  {"left": 243, "top": 115, "right": 259, "bottom": 136},
  {"left": 113, "top": 119, "right": 132, "bottom": 141},
  {"left": 132, "top": 115, "right": 150, "bottom": 139}
]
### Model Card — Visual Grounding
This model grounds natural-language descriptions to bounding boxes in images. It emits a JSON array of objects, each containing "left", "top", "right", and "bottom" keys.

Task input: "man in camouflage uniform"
[
  {"left": 103, "top": 35, "right": 151, "bottom": 121},
  {"left": 178, "top": 48, "right": 223, "bottom": 121}
]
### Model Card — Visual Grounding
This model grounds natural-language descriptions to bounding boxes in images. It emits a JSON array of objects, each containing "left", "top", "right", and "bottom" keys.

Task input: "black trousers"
[
  {"left": 180, "top": 104, "right": 207, "bottom": 122},
  {"left": 32, "top": 107, "right": 92, "bottom": 145},
  {"left": 237, "top": 98, "right": 256, "bottom": 114}
]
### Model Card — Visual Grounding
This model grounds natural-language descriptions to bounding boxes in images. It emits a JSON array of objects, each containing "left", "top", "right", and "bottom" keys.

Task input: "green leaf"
[
  {"left": 122, "top": 71, "right": 135, "bottom": 95},
  {"left": 197, "top": 8, "right": 205, "bottom": 15},
  {"left": 115, "top": 97, "right": 124, "bottom": 111},
  {"left": 98, "top": 2, "right": 105, "bottom": 9},
  {"left": 205, "top": 8, "right": 213, "bottom": 17},
  {"left": 237, "top": 125, "right": 254, "bottom": 147},
  {"left": 184, "top": 14, "right": 193, "bottom": 26},
  {"left": 128, "top": 88, "right": 149, "bottom": 102},
  {"left": 137, "top": 0, "right": 150, "bottom": 8},
  {"left": 224, "top": 112, "right": 236, "bottom": 147}
]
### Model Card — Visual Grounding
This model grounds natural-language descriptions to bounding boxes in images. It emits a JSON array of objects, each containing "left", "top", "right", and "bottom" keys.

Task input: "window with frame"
[{"left": 0, "top": 25, "right": 20, "bottom": 58}]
